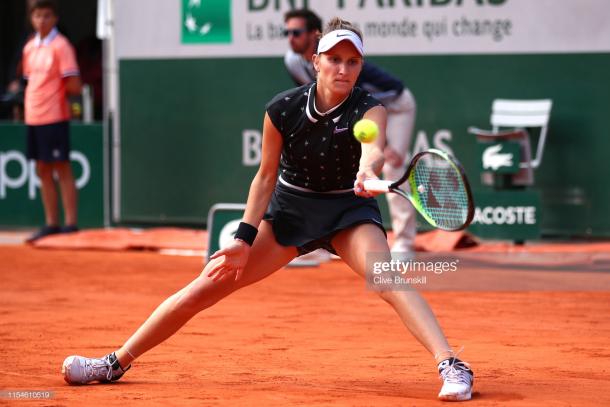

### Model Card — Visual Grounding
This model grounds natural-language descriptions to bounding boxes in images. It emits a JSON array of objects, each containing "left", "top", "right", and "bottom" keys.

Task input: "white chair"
[{"left": 469, "top": 99, "right": 553, "bottom": 186}]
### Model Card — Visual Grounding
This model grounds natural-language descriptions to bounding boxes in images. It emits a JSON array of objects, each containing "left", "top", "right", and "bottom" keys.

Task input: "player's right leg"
[{"left": 62, "top": 221, "right": 297, "bottom": 385}]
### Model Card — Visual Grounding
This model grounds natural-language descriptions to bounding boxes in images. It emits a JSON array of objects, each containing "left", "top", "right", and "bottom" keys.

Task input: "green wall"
[
  {"left": 0, "top": 123, "right": 105, "bottom": 228},
  {"left": 119, "top": 58, "right": 290, "bottom": 224},
  {"left": 119, "top": 53, "right": 610, "bottom": 236}
]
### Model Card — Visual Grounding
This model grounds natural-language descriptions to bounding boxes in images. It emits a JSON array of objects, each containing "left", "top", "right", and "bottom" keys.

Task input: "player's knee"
[
  {"left": 173, "top": 288, "right": 210, "bottom": 315},
  {"left": 377, "top": 288, "right": 399, "bottom": 304},
  {"left": 175, "top": 275, "right": 234, "bottom": 314}
]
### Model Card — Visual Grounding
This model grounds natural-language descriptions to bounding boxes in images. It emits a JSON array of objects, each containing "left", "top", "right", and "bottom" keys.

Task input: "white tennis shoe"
[
  {"left": 62, "top": 352, "right": 129, "bottom": 385},
  {"left": 437, "top": 357, "right": 474, "bottom": 401}
]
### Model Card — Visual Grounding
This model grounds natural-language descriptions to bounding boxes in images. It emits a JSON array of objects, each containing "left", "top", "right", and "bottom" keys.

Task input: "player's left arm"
[{"left": 355, "top": 105, "right": 387, "bottom": 197}]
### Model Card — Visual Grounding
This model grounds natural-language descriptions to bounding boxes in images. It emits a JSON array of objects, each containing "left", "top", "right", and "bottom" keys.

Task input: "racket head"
[{"left": 391, "top": 149, "right": 474, "bottom": 231}]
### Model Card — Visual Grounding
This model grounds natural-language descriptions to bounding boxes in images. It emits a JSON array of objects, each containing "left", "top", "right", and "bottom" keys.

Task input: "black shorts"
[
  {"left": 26, "top": 121, "right": 71, "bottom": 162},
  {"left": 263, "top": 182, "right": 386, "bottom": 256}
]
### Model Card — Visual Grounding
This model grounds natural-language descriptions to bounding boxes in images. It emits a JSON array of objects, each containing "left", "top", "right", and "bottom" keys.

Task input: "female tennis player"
[{"left": 62, "top": 17, "right": 474, "bottom": 401}]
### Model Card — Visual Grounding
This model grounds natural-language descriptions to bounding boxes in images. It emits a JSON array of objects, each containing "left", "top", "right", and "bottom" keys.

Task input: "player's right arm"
[
  {"left": 241, "top": 112, "right": 283, "bottom": 226},
  {"left": 208, "top": 112, "right": 282, "bottom": 281}
]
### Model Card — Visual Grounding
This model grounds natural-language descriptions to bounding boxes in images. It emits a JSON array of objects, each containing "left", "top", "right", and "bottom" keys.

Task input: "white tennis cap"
[{"left": 317, "top": 29, "right": 364, "bottom": 56}]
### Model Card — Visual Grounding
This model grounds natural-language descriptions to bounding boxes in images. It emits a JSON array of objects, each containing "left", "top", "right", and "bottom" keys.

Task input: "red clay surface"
[
  {"left": 1, "top": 245, "right": 610, "bottom": 406},
  {"left": 32, "top": 227, "right": 208, "bottom": 252}
]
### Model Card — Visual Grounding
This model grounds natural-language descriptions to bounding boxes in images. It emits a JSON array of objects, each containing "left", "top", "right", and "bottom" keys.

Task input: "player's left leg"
[
  {"left": 331, "top": 223, "right": 473, "bottom": 401},
  {"left": 332, "top": 223, "right": 451, "bottom": 357}
]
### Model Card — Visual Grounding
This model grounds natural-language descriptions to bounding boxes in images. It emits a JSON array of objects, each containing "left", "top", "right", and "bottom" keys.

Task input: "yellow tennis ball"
[{"left": 353, "top": 119, "right": 379, "bottom": 143}]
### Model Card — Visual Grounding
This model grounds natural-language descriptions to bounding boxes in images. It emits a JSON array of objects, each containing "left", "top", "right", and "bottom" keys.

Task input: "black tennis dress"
[{"left": 263, "top": 82, "right": 387, "bottom": 255}]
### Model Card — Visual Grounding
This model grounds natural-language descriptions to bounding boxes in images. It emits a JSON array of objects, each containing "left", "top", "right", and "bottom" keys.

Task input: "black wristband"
[{"left": 234, "top": 222, "right": 258, "bottom": 246}]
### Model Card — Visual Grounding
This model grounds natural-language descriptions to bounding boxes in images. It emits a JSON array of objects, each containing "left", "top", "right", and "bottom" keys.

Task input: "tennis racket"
[{"left": 364, "top": 149, "right": 474, "bottom": 231}]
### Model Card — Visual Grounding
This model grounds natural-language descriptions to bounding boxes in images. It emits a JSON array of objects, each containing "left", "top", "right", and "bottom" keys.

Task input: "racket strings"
[{"left": 412, "top": 158, "right": 470, "bottom": 230}]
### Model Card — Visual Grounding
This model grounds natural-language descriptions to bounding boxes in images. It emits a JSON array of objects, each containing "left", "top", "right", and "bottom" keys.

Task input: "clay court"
[
  {"left": 2, "top": 238, "right": 610, "bottom": 406},
  {"left": 1, "top": 0, "right": 609, "bottom": 405}
]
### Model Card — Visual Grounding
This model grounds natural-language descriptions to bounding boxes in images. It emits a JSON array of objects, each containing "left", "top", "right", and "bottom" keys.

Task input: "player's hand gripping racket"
[{"left": 364, "top": 149, "right": 474, "bottom": 231}]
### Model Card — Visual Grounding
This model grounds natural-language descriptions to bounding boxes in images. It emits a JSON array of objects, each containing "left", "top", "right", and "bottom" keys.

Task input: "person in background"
[{"left": 22, "top": 0, "right": 81, "bottom": 242}]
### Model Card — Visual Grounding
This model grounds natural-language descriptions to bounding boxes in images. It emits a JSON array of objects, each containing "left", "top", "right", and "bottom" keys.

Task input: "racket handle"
[{"left": 363, "top": 179, "right": 393, "bottom": 193}]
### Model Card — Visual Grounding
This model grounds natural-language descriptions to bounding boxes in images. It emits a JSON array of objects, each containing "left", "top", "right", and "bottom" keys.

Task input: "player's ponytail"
[{"left": 323, "top": 17, "right": 363, "bottom": 42}]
